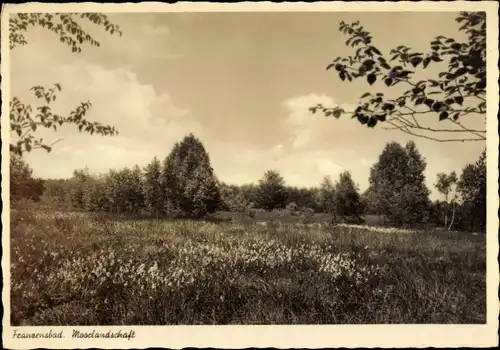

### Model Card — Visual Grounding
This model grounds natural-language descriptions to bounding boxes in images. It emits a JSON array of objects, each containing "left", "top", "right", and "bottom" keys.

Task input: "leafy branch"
[
  {"left": 9, "top": 12, "right": 123, "bottom": 52},
  {"left": 314, "top": 12, "right": 486, "bottom": 142},
  {"left": 9, "top": 84, "right": 118, "bottom": 156},
  {"left": 6, "top": 12, "right": 123, "bottom": 155}
]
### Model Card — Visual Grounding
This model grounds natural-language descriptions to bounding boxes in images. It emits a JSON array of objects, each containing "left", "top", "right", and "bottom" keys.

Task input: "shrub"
[{"left": 286, "top": 201, "right": 298, "bottom": 212}]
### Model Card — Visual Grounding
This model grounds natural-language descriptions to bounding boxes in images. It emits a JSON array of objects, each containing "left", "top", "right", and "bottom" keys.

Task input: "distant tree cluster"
[
  {"left": 37, "top": 134, "right": 220, "bottom": 219},
  {"left": 12, "top": 132, "right": 486, "bottom": 232},
  {"left": 217, "top": 169, "right": 363, "bottom": 221},
  {"left": 10, "top": 154, "right": 44, "bottom": 203}
]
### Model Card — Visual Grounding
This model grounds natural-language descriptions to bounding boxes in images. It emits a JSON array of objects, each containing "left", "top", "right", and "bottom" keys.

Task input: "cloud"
[
  {"left": 104, "top": 20, "right": 185, "bottom": 63},
  {"left": 315, "top": 158, "right": 344, "bottom": 175},
  {"left": 282, "top": 93, "right": 358, "bottom": 151},
  {"left": 20, "top": 61, "right": 201, "bottom": 178},
  {"left": 10, "top": 14, "right": 183, "bottom": 76},
  {"left": 197, "top": 93, "right": 362, "bottom": 188},
  {"left": 209, "top": 140, "right": 354, "bottom": 189}
]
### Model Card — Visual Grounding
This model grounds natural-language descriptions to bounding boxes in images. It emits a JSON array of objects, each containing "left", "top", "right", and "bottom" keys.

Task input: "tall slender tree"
[
  {"left": 143, "top": 157, "right": 164, "bottom": 218},
  {"left": 435, "top": 171, "right": 458, "bottom": 230},
  {"left": 316, "top": 176, "right": 336, "bottom": 215},
  {"left": 334, "top": 171, "right": 362, "bottom": 218}
]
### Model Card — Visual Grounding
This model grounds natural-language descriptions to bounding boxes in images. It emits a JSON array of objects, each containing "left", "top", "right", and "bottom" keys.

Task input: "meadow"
[{"left": 10, "top": 204, "right": 486, "bottom": 325}]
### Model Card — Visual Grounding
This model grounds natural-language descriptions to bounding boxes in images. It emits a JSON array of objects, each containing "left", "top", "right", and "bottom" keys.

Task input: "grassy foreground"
[{"left": 10, "top": 206, "right": 486, "bottom": 325}]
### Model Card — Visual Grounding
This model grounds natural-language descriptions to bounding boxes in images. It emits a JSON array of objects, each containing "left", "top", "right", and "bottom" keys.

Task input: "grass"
[{"left": 10, "top": 204, "right": 486, "bottom": 325}]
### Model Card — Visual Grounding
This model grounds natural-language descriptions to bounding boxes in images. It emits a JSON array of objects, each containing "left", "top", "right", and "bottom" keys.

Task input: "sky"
[{"left": 9, "top": 11, "right": 486, "bottom": 200}]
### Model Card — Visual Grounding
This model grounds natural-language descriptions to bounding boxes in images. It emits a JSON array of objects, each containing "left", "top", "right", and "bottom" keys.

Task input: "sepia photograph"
[{"left": 1, "top": 1, "right": 499, "bottom": 349}]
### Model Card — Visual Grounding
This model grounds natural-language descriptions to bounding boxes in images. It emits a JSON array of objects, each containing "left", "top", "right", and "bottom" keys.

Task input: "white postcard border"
[{"left": 1, "top": 2, "right": 498, "bottom": 349}]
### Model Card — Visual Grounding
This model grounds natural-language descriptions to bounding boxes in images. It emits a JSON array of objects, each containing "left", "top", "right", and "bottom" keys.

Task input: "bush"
[
  {"left": 286, "top": 201, "right": 298, "bottom": 212},
  {"left": 302, "top": 207, "right": 315, "bottom": 216},
  {"left": 10, "top": 153, "right": 45, "bottom": 202}
]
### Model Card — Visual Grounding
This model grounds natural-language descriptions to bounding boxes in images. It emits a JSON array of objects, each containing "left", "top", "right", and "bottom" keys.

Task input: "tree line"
[{"left": 11, "top": 133, "right": 486, "bottom": 232}]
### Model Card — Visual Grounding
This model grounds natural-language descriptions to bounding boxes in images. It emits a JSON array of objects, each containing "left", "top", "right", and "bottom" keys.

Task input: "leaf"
[
  {"left": 432, "top": 101, "right": 444, "bottom": 112},
  {"left": 382, "top": 103, "right": 395, "bottom": 111},
  {"left": 360, "top": 92, "right": 371, "bottom": 99},
  {"left": 454, "top": 67, "right": 468, "bottom": 77},
  {"left": 415, "top": 97, "right": 425, "bottom": 105},
  {"left": 454, "top": 96, "right": 464, "bottom": 105},
  {"left": 41, "top": 145, "right": 52, "bottom": 152},
  {"left": 476, "top": 80, "right": 486, "bottom": 90},
  {"left": 428, "top": 79, "right": 439, "bottom": 87},
  {"left": 370, "top": 46, "right": 382, "bottom": 55},
  {"left": 424, "top": 99, "right": 434, "bottom": 108},
  {"left": 357, "top": 114, "right": 368, "bottom": 125},
  {"left": 363, "top": 59, "right": 375, "bottom": 68},
  {"left": 375, "top": 113, "right": 386, "bottom": 122},
  {"left": 339, "top": 71, "right": 346, "bottom": 81},
  {"left": 379, "top": 61, "right": 391, "bottom": 70},
  {"left": 384, "top": 78, "right": 393, "bottom": 86},
  {"left": 326, "top": 63, "right": 336, "bottom": 71},
  {"left": 367, "top": 73, "right": 377, "bottom": 85},
  {"left": 451, "top": 112, "right": 460, "bottom": 121},
  {"left": 439, "top": 111, "right": 449, "bottom": 121},
  {"left": 367, "top": 117, "right": 378, "bottom": 128},
  {"left": 400, "top": 70, "right": 413, "bottom": 77},
  {"left": 410, "top": 57, "right": 423, "bottom": 67}
]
